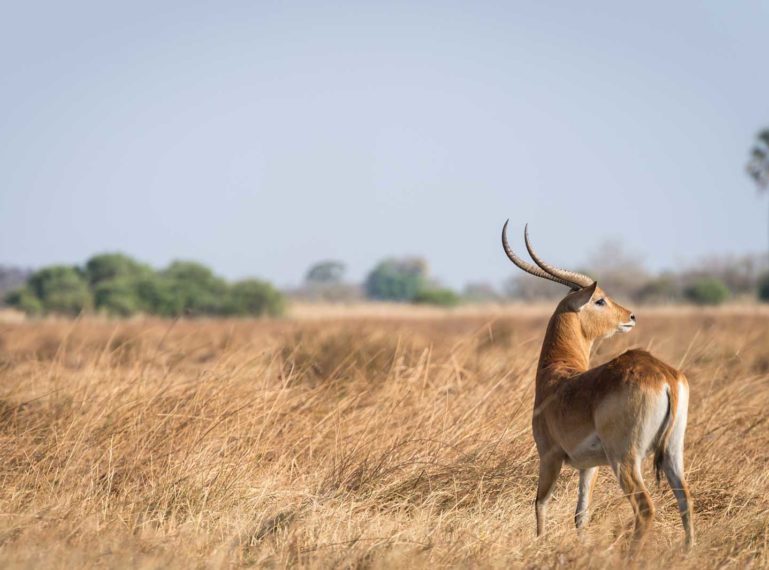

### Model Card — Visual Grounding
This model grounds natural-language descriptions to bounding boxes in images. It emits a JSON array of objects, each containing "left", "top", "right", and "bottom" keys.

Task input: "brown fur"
[{"left": 531, "top": 283, "right": 693, "bottom": 550}]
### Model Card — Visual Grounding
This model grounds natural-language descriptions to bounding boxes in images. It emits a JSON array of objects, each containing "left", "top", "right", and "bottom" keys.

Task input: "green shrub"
[
  {"left": 135, "top": 275, "right": 183, "bottom": 316},
  {"left": 160, "top": 261, "right": 228, "bottom": 315},
  {"left": 85, "top": 253, "right": 152, "bottom": 286},
  {"left": 305, "top": 261, "right": 345, "bottom": 285},
  {"left": 7, "top": 255, "right": 286, "bottom": 319},
  {"left": 364, "top": 258, "right": 428, "bottom": 301},
  {"left": 5, "top": 288, "right": 43, "bottom": 315},
  {"left": 224, "top": 279, "right": 285, "bottom": 316},
  {"left": 94, "top": 278, "right": 142, "bottom": 316},
  {"left": 27, "top": 266, "right": 92, "bottom": 315},
  {"left": 683, "top": 277, "right": 730, "bottom": 306},
  {"left": 413, "top": 287, "right": 460, "bottom": 307},
  {"left": 758, "top": 272, "right": 769, "bottom": 302}
]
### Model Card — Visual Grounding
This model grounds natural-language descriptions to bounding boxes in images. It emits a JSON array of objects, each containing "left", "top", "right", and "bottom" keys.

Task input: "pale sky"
[{"left": 1, "top": 1, "right": 767, "bottom": 288}]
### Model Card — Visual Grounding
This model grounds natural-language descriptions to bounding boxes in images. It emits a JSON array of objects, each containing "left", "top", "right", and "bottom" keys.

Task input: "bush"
[
  {"left": 413, "top": 288, "right": 460, "bottom": 307},
  {"left": 27, "top": 266, "right": 93, "bottom": 315},
  {"left": 305, "top": 261, "right": 345, "bottom": 285},
  {"left": 135, "top": 275, "right": 183, "bottom": 317},
  {"left": 364, "top": 258, "right": 428, "bottom": 301},
  {"left": 7, "top": 254, "right": 286, "bottom": 319},
  {"left": 86, "top": 255, "right": 153, "bottom": 316},
  {"left": 683, "top": 277, "right": 730, "bottom": 306},
  {"left": 301, "top": 260, "right": 358, "bottom": 302},
  {"left": 758, "top": 272, "right": 769, "bottom": 302},
  {"left": 160, "top": 261, "right": 229, "bottom": 315},
  {"left": 94, "top": 278, "right": 142, "bottom": 316},
  {"left": 85, "top": 253, "right": 152, "bottom": 286},
  {"left": 5, "top": 288, "right": 43, "bottom": 315},
  {"left": 224, "top": 279, "right": 285, "bottom": 316}
]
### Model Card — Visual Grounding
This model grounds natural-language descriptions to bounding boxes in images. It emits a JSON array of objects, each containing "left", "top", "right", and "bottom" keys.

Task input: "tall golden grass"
[{"left": 0, "top": 308, "right": 767, "bottom": 568}]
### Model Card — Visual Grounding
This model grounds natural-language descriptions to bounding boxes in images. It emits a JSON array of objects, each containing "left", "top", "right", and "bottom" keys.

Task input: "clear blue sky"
[{"left": 1, "top": 1, "right": 767, "bottom": 288}]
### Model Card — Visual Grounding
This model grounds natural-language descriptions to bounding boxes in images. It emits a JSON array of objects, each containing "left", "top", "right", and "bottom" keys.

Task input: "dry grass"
[{"left": 0, "top": 308, "right": 768, "bottom": 568}]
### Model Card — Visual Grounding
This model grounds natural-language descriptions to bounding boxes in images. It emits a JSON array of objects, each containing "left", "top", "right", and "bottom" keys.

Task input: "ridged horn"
[
  {"left": 524, "top": 224, "right": 594, "bottom": 289},
  {"left": 501, "top": 220, "right": 577, "bottom": 289}
]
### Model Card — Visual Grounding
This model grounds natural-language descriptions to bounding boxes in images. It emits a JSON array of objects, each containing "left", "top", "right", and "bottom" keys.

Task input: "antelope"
[{"left": 501, "top": 221, "right": 693, "bottom": 550}]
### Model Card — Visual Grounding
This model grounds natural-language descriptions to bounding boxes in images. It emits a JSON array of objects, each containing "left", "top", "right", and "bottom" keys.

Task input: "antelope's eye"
[{"left": 595, "top": 298, "right": 606, "bottom": 307}]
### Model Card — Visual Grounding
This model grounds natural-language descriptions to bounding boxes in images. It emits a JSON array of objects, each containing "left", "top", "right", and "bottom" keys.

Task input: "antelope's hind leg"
[
  {"left": 535, "top": 450, "right": 564, "bottom": 537},
  {"left": 575, "top": 467, "right": 598, "bottom": 529},
  {"left": 662, "top": 455, "right": 693, "bottom": 548},
  {"left": 661, "top": 388, "right": 694, "bottom": 547},
  {"left": 613, "top": 458, "right": 655, "bottom": 552}
]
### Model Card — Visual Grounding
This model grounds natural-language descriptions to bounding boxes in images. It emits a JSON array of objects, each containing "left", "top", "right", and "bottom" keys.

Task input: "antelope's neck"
[{"left": 536, "top": 312, "right": 592, "bottom": 387}]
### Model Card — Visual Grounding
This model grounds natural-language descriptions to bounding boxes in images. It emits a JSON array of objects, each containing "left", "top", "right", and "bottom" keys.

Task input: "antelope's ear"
[{"left": 568, "top": 281, "right": 598, "bottom": 311}]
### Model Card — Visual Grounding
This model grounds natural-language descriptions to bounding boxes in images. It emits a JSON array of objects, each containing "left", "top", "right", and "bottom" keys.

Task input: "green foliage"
[
  {"left": 364, "top": 258, "right": 428, "bottom": 301},
  {"left": 5, "top": 288, "right": 43, "bottom": 315},
  {"left": 84, "top": 254, "right": 154, "bottom": 316},
  {"left": 94, "top": 278, "right": 142, "bottom": 316},
  {"left": 26, "top": 266, "right": 92, "bottom": 315},
  {"left": 305, "top": 261, "right": 345, "bottom": 285},
  {"left": 747, "top": 128, "right": 769, "bottom": 188},
  {"left": 683, "top": 277, "right": 730, "bottom": 306},
  {"left": 159, "top": 261, "right": 229, "bottom": 316},
  {"left": 224, "top": 279, "right": 285, "bottom": 316},
  {"left": 758, "top": 272, "right": 769, "bottom": 302},
  {"left": 85, "top": 253, "right": 152, "bottom": 286},
  {"left": 413, "top": 287, "right": 460, "bottom": 307},
  {"left": 134, "top": 275, "right": 182, "bottom": 317},
  {"left": 9, "top": 254, "right": 285, "bottom": 319}
]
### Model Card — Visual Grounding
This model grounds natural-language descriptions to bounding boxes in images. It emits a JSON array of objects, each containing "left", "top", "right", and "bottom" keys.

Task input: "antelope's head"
[{"left": 501, "top": 221, "right": 636, "bottom": 341}]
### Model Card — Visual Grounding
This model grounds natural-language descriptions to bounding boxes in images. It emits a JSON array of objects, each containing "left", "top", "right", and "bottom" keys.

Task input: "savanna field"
[{"left": 1, "top": 306, "right": 768, "bottom": 568}]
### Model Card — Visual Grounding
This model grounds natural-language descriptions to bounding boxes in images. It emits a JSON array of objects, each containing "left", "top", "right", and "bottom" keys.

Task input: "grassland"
[{"left": 0, "top": 306, "right": 768, "bottom": 568}]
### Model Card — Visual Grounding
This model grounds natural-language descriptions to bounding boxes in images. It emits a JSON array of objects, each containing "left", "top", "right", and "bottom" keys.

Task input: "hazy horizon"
[{"left": 2, "top": 2, "right": 768, "bottom": 289}]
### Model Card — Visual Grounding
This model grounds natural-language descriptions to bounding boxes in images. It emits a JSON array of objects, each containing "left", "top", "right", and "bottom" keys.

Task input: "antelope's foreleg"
[
  {"left": 535, "top": 450, "right": 563, "bottom": 537},
  {"left": 575, "top": 467, "right": 598, "bottom": 529}
]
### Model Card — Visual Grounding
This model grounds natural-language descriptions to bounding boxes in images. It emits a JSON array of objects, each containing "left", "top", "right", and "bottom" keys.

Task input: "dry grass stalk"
[{"left": 0, "top": 311, "right": 767, "bottom": 568}]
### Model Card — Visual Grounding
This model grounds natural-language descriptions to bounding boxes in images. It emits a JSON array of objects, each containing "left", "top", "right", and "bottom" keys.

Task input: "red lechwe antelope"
[{"left": 501, "top": 221, "right": 693, "bottom": 549}]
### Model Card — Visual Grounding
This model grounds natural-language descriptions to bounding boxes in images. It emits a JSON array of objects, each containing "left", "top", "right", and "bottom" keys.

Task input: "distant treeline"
[
  {"left": 297, "top": 246, "right": 769, "bottom": 307},
  {"left": 3, "top": 254, "right": 284, "bottom": 317},
  {"left": 3, "top": 245, "right": 769, "bottom": 317},
  {"left": 500, "top": 245, "right": 769, "bottom": 306},
  {"left": 1, "top": 255, "right": 464, "bottom": 317},
  {"left": 293, "top": 258, "right": 460, "bottom": 307}
]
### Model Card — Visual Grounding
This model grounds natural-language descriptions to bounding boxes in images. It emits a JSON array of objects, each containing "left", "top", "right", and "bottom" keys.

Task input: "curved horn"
[
  {"left": 524, "top": 224, "right": 594, "bottom": 289},
  {"left": 501, "top": 220, "right": 576, "bottom": 289}
]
